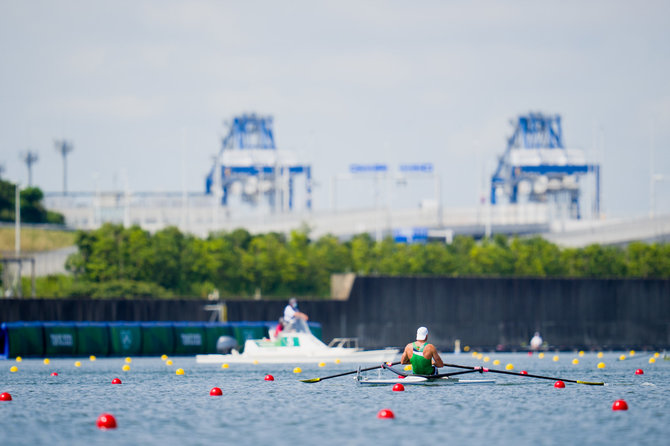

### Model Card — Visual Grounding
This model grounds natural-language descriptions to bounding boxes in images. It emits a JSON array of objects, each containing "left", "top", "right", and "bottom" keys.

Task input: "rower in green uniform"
[{"left": 401, "top": 326, "right": 445, "bottom": 375}]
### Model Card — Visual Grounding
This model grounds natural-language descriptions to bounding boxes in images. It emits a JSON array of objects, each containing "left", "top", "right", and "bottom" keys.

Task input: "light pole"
[{"left": 54, "top": 140, "right": 74, "bottom": 195}]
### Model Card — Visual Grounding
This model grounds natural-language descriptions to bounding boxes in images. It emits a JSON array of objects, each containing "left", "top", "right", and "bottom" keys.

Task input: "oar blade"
[
  {"left": 576, "top": 380, "right": 605, "bottom": 386},
  {"left": 300, "top": 378, "right": 322, "bottom": 383}
]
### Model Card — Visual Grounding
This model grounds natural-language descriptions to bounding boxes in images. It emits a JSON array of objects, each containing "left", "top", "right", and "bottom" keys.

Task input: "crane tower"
[
  {"left": 490, "top": 113, "right": 600, "bottom": 219},
  {"left": 205, "top": 114, "right": 312, "bottom": 211}
]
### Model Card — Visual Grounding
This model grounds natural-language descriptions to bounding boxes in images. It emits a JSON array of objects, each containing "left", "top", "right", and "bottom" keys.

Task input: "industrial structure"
[
  {"left": 205, "top": 114, "right": 312, "bottom": 212},
  {"left": 490, "top": 113, "right": 600, "bottom": 219}
]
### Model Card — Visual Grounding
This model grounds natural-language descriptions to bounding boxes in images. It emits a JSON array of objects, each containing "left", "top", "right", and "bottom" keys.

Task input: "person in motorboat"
[
  {"left": 283, "top": 297, "right": 309, "bottom": 332},
  {"left": 529, "top": 332, "right": 543, "bottom": 351},
  {"left": 401, "top": 326, "right": 444, "bottom": 376}
]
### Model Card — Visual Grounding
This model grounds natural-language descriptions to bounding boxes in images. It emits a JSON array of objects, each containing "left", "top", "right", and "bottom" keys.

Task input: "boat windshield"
[{"left": 286, "top": 318, "right": 311, "bottom": 334}]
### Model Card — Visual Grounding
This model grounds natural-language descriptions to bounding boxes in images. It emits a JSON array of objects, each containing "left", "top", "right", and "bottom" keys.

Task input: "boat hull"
[{"left": 356, "top": 375, "right": 495, "bottom": 386}]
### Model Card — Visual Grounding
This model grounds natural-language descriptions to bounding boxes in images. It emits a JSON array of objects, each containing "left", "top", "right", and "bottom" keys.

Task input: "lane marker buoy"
[
  {"left": 111, "top": 378, "right": 122, "bottom": 384},
  {"left": 293, "top": 367, "right": 302, "bottom": 374},
  {"left": 318, "top": 362, "right": 326, "bottom": 367},
  {"left": 161, "top": 355, "right": 168, "bottom": 361},
  {"left": 221, "top": 363, "right": 229, "bottom": 369},
  {"left": 51, "top": 372, "right": 58, "bottom": 376},
  {"left": 16, "top": 356, "right": 22, "bottom": 362},
  {"left": 377, "top": 409, "right": 395, "bottom": 419},
  {"left": 572, "top": 358, "right": 579, "bottom": 365},
  {"left": 597, "top": 362, "right": 606, "bottom": 369},
  {"left": 520, "top": 370, "right": 528, "bottom": 375},
  {"left": 264, "top": 375, "right": 274, "bottom": 381},
  {"left": 553, "top": 355, "right": 559, "bottom": 362},
  {"left": 597, "top": 352, "right": 603, "bottom": 358},
  {"left": 335, "top": 359, "right": 341, "bottom": 364},
  {"left": 125, "top": 357, "right": 132, "bottom": 364},
  {"left": 649, "top": 358, "right": 656, "bottom": 364},
  {"left": 122, "top": 365, "right": 131, "bottom": 372},
  {"left": 210, "top": 387, "right": 223, "bottom": 395},
  {"left": 10, "top": 366, "right": 18, "bottom": 373},
  {"left": 43, "top": 358, "right": 50, "bottom": 365},
  {"left": 74, "top": 361, "right": 82, "bottom": 367},
  {"left": 612, "top": 400, "right": 628, "bottom": 411},
  {"left": 554, "top": 380, "right": 565, "bottom": 388},
  {"left": 538, "top": 353, "right": 545, "bottom": 359},
  {"left": 505, "top": 363, "right": 514, "bottom": 370},
  {"left": 175, "top": 368, "right": 185, "bottom": 375},
  {"left": 96, "top": 413, "right": 117, "bottom": 429},
  {"left": 166, "top": 359, "right": 173, "bottom": 366},
  {"left": 492, "top": 359, "right": 501, "bottom": 365},
  {"left": 635, "top": 369, "right": 644, "bottom": 375},
  {"left": 0, "top": 392, "right": 12, "bottom": 401},
  {"left": 392, "top": 383, "right": 404, "bottom": 392},
  {"left": 90, "top": 355, "right": 96, "bottom": 361}
]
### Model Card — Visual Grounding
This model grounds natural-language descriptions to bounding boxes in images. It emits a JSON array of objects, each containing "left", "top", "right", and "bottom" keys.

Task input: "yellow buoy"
[
  {"left": 318, "top": 362, "right": 326, "bottom": 367},
  {"left": 43, "top": 358, "right": 50, "bottom": 365},
  {"left": 619, "top": 355, "right": 626, "bottom": 361},
  {"left": 125, "top": 357, "right": 132, "bottom": 364},
  {"left": 492, "top": 359, "right": 501, "bottom": 366},
  {"left": 221, "top": 363, "right": 229, "bottom": 369},
  {"left": 629, "top": 350, "right": 635, "bottom": 356},
  {"left": 74, "top": 361, "right": 82, "bottom": 367},
  {"left": 253, "top": 360, "right": 259, "bottom": 365},
  {"left": 578, "top": 351, "right": 584, "bottom": 357},
  {"left": 161, "top": 354, "right": 168, "bottom": 361},
  {"left": 463, "top": 346, "right": 470, "bottom": 352},
  {"left": 572, "top": 358, "right": 579, "bottom": 365},
  {"left": 122, "top": 364, "right": 131, "bottom": 371},
  {"left": 471, "top": 351, "right": 478, "bottom": 357},
  {"left": 483, "top": 356, "right": 490, "bottom": 362},
  {"left": 335, "top": 359, "right": 341, "bottom": 364},
  {"left": 505, "top": 363, "right": 514, "bottom": 370},
  {"left": 553, "top": 355, "right": 559, "bottom": 362},
  {"left": 10, "top": 366, "right": 18, "bottom": 372},
  {"left": 89, "top": 355, "right": 96, "bottom": 361},
  {"left": 597, "top": 362, "right": 606, "bottom": 369},
  {"left": 654, "top": 352, "right": 660, "bottom": 358},
  {"left": 166, "top": 359, "right": 173, "bottom": 366},
  {"left": 16, "top": 356, "right": 22, "bottom": 362},
  {"left": 175, "top": 368, "right": 185, "bottom": 375},
  {"left": 538, "top": 352, "right": 545, "bottom": 359},
  {"left": 404, "top": 364, "right": 413, "bottom": 371},
  {"left": 597, "top": 352, "right": 603, "bottom": 358},
  {"left": 649, "top": 357, "right": 656, "bottom": 364},
  {"left": 293, "top": 367, "right": 302, "bottom": 374}
]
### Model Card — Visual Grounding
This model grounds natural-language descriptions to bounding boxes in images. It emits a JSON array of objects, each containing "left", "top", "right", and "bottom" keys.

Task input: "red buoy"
[
  {"left": 635, "top": 369, "right": 644, "bottom": 375},
  {"left": 0, "top": 392, "right": 12, "bottom": 401},
  {"left": 264, "top": 374, "right": 274, "bottom": 381},
  {"left": 554, "top": 380, "right": 565, "bottom": 388},
  {"left": 520, "top": 370, "right": 528, "bottom": 375},
  {"left": 111, "top": 378, "right": 122, "bottom": 385},
  {"left": 392, "top": 383, "right": 405, "bottom": 392},
  {"left": 397, "top": 375, "right": 405, "bottom": 379},
  {"left": 377, "top": 408, "right": 395, "bottom": 419},
  {"left": 51, "top": 372, "right": 58, "bottom": 376},
  {"left": 528, "top": 351, "right": 533, "bottom": 356},
  {"left": 612, "top": 400, "right": 628, "bottom": 411},
  {"left": 96, "top": 413, "right": 117, "bottom": 429},
  {"left": 210, "top": 387, "right": 223, "bottom": 396}
]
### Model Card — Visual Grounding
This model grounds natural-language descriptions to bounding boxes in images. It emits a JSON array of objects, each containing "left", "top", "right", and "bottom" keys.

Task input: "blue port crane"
[
  {"left": 490, "top": 113, "right": 600, "bottom": 219},
  {"left": 205, "top": 114, "right": 312, "bottom": 211}
]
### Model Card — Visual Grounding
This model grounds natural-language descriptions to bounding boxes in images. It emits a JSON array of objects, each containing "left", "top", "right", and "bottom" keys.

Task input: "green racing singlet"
[{"left": 410, "top": 342, "right": 435, "bottom": 375}]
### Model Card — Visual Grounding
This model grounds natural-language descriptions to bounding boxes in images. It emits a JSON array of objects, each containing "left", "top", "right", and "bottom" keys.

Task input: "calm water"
[{"left": 1, "top": 352, "right": 668, "bottom": 446}]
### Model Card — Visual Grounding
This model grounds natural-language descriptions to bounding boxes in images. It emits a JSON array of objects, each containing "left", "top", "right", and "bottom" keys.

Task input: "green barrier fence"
[
  {"left": 44, "top": 322, "right": 78, "bottom": 356},
  {"left": 173, "top": 322, "right": 206, "bottom": 355},
  {"left": 109, "top": 322, "right": 142, "bottom": 356},
  {"left": 75, "top": 322, "right": 110, "bottom": 356},
  {"left": 1, "top": 322, "right": 44, "bottom": 358},
  {"left": 141, "top": 322, "right": 174, "bottom": 356}
]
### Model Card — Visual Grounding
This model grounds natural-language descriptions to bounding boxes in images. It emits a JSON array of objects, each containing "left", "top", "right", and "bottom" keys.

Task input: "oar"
[
  {"left": 300, "top": 361, "right": 401, "bottom": 383},
  {"left": 440, "top": 363, "right": 605, "bottom": 385}
]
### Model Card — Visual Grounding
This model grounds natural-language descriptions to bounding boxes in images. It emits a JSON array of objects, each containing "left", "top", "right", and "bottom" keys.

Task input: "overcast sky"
[{"left": 1, "top": 0, "right": 668, "bottom": 218}]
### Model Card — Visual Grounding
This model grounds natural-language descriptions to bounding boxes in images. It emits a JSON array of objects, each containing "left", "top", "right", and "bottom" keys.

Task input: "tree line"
[
  {"left": 48, "top": 223, "right": 670, "bottom": 298},
  {"left": 0, "top": 179, "right": 64, "bottom": 224}
]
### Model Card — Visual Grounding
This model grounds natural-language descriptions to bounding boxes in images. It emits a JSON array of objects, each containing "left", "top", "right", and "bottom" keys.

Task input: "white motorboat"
[{"left": 196, "top": 322, "right": 399, "bottom": 364}]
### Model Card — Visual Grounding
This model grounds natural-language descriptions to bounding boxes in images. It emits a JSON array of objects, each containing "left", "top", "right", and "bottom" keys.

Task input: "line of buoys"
[
  {"left": 377, "top": 409, "right": 395, "bottom": 419},
  {"left": 1, "top": 392, "right": 12, "bottom": 401},
  {"left": 111, "top": 378, "right": 122, "bottom": 384},
  {"left": 210, "top": 387, "right": 223, "bottom": 395},
  {"left": 96, "top": 413, "right": 117, "bottom": 429},
  {"left": 392, "top": 383, "right": 404, "bottom": 392},
  {"left": 264, "top": 374, "right": 274, "bottom": 381},
  {"left": 612, "top": 400, "right": 628, "bottom": 411},
  {"left": 554, "top": 380, "right": 565, "bottom": 388}
]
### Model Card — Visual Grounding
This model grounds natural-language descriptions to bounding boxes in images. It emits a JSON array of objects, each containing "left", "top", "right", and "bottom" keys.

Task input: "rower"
[
  {"left": 283, "top": 297, "right": 309, "bottom": 332},
  {"left": 530, "top": 332, "right": 543, "bottom": 351},
  {"left": 401, "top": 326, "right": 444, "bottom": 375}
]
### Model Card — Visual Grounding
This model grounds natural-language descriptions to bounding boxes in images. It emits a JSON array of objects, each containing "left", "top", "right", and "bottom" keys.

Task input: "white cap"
[{"left": 416, "top": 326, "right": 428, "bottom": 341}]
